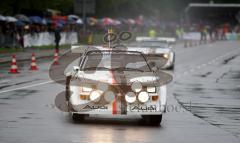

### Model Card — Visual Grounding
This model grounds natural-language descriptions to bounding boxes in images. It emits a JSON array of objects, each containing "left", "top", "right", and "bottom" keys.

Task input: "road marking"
[{"left": 0, "top": 80, "right": 54, "bottom": 94}]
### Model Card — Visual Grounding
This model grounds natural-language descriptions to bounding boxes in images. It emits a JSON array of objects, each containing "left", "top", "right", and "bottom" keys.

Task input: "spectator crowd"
[{"left": 0, "top": 14, "right": 240, "bottom": 48}]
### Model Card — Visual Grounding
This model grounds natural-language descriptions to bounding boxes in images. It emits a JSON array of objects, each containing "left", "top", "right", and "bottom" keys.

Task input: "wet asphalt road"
[{"left": 0, "top": 41, "right": 240, "bottom": 143}]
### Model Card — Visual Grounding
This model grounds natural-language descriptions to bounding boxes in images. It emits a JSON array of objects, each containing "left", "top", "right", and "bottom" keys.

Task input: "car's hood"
[
  {"left": 127, "top": 46, "right": 171, "bottom": 54},
  {"left": 77, "top": 70, "right": 158, "bottom": 85}
]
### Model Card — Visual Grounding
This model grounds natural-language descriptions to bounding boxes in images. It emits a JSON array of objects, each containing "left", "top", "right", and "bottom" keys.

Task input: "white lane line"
[{"left": 0, "top": 80, "right": 54, "bottom": 94}]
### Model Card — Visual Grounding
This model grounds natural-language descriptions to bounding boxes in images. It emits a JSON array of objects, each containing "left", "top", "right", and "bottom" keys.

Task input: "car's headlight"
[
  {"left": 163, "top": 53, "right": 169, "bottom": 59},
  {"left": 147, "top": 86, "right": 156, "bottom": 93},
  {"left": 82, "top": 84, "right": 93, "bottom": 92},
  {"left": 90, "top": 90, "right": 101, "bottom": 102},
  {"left": 125, "top": 92, "right": 136, "bottom": 103},
  {"left": 131, "top": 81, "right": 142, "bottom": 92},
  {"left": 138, "top": 91, "right": 149, "bottom": 103},
  {"left": 104, "top": 91, "right": 115, "bottom": 103}
]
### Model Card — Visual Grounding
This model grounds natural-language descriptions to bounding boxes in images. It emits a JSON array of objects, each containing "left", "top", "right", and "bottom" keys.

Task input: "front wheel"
[
  {"left": 142, "top": 115, "right": 162, "bottom": 125},
  {"left": 168, "top": 64, "right": 175, "bottom": 70}
]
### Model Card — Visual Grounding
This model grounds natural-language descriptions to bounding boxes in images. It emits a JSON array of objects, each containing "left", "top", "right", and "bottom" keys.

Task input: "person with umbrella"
[{"left": 54, "top": 26, "right": 61, "bottom": 53}]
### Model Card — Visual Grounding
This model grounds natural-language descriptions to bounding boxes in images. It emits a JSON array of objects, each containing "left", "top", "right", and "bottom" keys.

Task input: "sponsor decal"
[
  {"left": 130, "top": 105, "right": 157, "bottom": 111},
  {"left": 83, "top": 105, "right": 108, "bottom": 110}
]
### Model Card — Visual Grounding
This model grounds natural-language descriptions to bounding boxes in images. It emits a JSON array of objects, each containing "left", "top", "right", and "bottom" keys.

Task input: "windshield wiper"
[
  {"left": 83, "top": 67, "right": 111, "bottom": 71},
  {"left": 112, "top": 67, "right": 144, "bottom": 72}
]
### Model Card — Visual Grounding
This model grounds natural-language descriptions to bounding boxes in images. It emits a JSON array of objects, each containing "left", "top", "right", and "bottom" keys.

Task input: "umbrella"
[
  {"left": 57, "top": 19, "right": 66, "bottom": 25},
  {"left": 29, "top": 16, "right": 42, "bottom": 24},
  {"left": 0, "top": 15, "right": 6, "bottom": 21},
  {"left": 15, "top": 14, "right": 29, "bottom": 22},
  {"left": 46, "top": 18, "right": 52, "bottom": 24},
  {"left": 42, "top": 18, "right": 47, "bottom": 25},
  {"left": 76, "top": 19, "right": 83, "bottom": 24},
  {"left": 102, "top": 17, "right": 114, "bottom": 26},
  {"left": 135, "top": 17, "right": 143, "bottom": 25},
  {"left": 127, "top": 19, "right": 136, "bottom": 25},
  {"left": 56, "top": 23, "right": 64, "bottom": 28},
  {"left": 68, "top": 15, "right": 80, "bottom": 21},
  {"left": 5, "top": 16, "right": 17, "bottom": 22},
  {"left": 87, "top": 17, "right": 97, "bottom": 26},
  {"left": 68, "top": 20, "right": 76, "bottom": 24},
  {"left": 16, "top": 20, "right": 26, "bottom": 26},
  {"left": 113, "top": 20, "right": 121, "bottom": 25}
]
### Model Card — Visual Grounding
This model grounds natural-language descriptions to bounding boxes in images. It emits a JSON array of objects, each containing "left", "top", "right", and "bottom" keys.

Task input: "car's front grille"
[{"left": 104, "top": 85, "right": 149, "bottom": 94}]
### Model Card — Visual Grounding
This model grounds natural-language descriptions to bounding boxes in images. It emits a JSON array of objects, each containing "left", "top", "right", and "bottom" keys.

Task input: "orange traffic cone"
[
  {"left": 53, "top": 50, "right": 59, "bottom": 65},
  {"left": 30, "top": 53, "right": 38, "bottom": 70},
  {"left": 9, "top": 55, "right": 19, "bottom": 74}
]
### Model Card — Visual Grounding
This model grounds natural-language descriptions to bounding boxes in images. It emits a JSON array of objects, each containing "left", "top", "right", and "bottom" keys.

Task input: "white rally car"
[
  {"left": 128, "top": 37, "right": 176, "bottom": 70},
  {"left": 65, "top": 46, "right": 171, "bottom": 125}
]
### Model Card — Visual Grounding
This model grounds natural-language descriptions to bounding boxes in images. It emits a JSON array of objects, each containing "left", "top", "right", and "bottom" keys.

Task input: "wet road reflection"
[
  {"left": 1, "top": 42, "right": 240, "bottom": 142},
  {"left": 174, "top": 54, "right": 240, "bottom": 137}
]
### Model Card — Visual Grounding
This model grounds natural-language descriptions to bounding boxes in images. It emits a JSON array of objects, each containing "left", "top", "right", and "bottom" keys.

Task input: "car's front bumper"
[{"left": 69, "top": 103, "right": 165, "bottom": 115}]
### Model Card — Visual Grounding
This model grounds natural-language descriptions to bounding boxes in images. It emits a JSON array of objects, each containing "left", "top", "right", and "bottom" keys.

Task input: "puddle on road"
[
  {"left": 18, "top": 116, "right": 31, "bottom": 120},
  {"left": 174, "top": 56, "right": 240, "bottom": 137},
  {"left": 198, "top": 72, "right": 212, "bottom": 78},
  {"left": 0, "top": 89, "right": 38, "bottom": 100},
  {"left": 222, "top": 55, "right": 238, "bottom": 65},
  {"left": 174, "top": 81, "right": 202, "bottom": 87},
  {"left": 7, "top": 120, "right": 17, "bottom": 123},
  {"left": 0, "top": 102, "right": 9, "bottom": 105},
  {"left": 26, "top": 112, "right": 35, "bottom": 115}
]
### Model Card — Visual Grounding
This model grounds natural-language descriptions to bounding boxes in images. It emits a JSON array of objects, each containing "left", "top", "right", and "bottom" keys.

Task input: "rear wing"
[
  {"left": 136, "top": 37, "right": 176, "bottom": 44},
  {"left": 71, "top": 44, "right": 170, "bottom": 55},
  {"left": 127, "top": 46, "right": 170, "bottom": 54}
]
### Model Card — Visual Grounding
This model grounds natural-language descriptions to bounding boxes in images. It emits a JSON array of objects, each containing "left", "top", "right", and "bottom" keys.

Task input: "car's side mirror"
[{"left": 73, "top": 66, "right": 80, "bottom": 72}]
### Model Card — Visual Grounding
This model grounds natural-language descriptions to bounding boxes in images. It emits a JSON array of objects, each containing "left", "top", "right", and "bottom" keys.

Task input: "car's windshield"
[
  {"left": 81, "top": 51, "right": 151, "bottom": 72},
  {"left": 129, "top": 41, "right": 168, "bottom": 48}
]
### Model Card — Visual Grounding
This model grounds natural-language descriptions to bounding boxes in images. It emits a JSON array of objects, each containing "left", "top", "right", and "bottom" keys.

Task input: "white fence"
[
  {"left": 183, "top": 32, "right": 212, "bottom": 41},
  {"left": 23, "top": 32, "right": 78, "bottom": 47}
]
